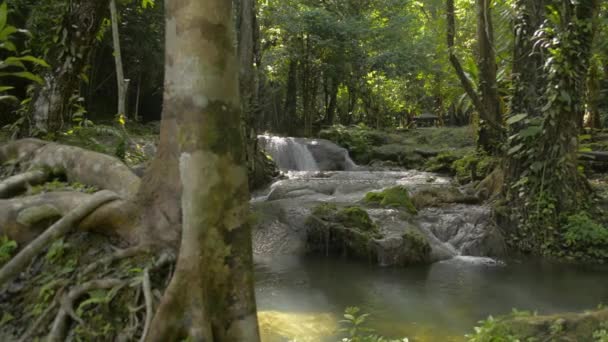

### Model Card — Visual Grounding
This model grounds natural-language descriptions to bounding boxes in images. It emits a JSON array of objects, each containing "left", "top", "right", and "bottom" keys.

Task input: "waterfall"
[{"left": 258, "top": 135, "right": 320, "bottom": 171}]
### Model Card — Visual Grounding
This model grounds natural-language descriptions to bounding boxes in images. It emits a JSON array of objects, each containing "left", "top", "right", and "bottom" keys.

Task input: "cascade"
[{"left": 258, "top": 135, "right": 319, "bottom": 171}]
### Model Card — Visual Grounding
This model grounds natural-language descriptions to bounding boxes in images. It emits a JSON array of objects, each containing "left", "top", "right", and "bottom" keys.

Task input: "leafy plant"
[
  {"left": 339, "top": 307, "right": 408, "bottom": 342},
  {"left": 0, "top": 235, "right": 17, "bottom": 265}
]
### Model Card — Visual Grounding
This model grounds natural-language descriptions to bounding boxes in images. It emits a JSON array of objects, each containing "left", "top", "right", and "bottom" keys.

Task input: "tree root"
[
  {"left": 17, "top": 280, "right": 68, "bottom": 342},
  {"left": 140, "top": 268, "right": 153, "bottom": 342},
  {"left": 1, "top": 139, "right": 141, "bottom": 198},
  {"left": 48, "top": 278, "right": 125, "bottom": 342},
  {"left": 0, "top": 190, "right": 119, "bottom": 288},
  {"left": 83, "top": 244, "right": 151, "bottom": 275},
  {"left": 0, "top": 169, "right": 49, "bottom": 198}
]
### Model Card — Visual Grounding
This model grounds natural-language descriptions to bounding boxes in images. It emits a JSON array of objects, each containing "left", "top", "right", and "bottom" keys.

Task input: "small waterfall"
[{"left": 258, "top": 135, "right": 320, "bottom": 171}]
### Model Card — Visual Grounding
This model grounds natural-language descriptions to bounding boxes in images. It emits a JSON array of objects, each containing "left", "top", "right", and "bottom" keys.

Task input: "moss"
[
  {"left": 335, "top": 206, "right": 376, "bottom": 232},
  {"left": 364, "top": 186, "right": 417, "bottom": 214},
  {"left": 311, "top": 202, "right": 338, "bottom": 218},
  {"left": 411, "top": 187, "right": 478, "bottom": 209},
  {"left": 306, "top": 204, "right": 378, "bottom": 260},
  {"left": 401, "top": 230, "right": 431, "bottom": 264},
  {"left": 453, "top": 152, "right": 498, "bottom": 184}
]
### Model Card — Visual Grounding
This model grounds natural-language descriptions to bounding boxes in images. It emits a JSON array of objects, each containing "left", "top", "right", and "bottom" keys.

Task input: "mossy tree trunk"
[
  {"left": 146, "top": 0, "right": 260, "bottom": 340},
  {"left": 506, "top": 0, "right": 599, "bottom": 252},
  {"left": 30, "top": 0, "right": 109, "bottom": 134}
]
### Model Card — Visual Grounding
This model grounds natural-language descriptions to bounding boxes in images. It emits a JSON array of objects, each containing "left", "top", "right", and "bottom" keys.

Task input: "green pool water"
[{"left": 254, "top": 255, "right": 608, "bottom": 341}]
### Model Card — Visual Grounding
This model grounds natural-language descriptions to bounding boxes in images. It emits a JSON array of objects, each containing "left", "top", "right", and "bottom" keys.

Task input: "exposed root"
[
  {"left": 140, "top": 268, "right": 153, "bottom": 342},
  {"left": 83, "top": 244, "right": 151, "bottom": 275},
  {"left": 1, "top": 139, "right": 140, "bottom": 198},
  {"left": 48, "top": 278, "right": 125, "bottom": 342},
  {"left": 0, "top": 190, "right": 119, "bottom": 288},
  {"left": 0, "top": 169, "right": 49, "bottom": 198},
  {"left": 17, "top": 280, "right": 68, "bottom": 342}
]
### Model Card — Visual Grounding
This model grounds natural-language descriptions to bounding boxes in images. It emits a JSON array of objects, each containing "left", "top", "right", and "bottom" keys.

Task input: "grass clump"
[{"left": 0, "top": 235, "right": 18, "bottom": 265}]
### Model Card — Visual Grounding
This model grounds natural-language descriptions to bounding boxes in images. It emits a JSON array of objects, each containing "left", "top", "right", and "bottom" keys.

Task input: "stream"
[{"left": 252, "top": 135, "right": 608, "bottom": 342}]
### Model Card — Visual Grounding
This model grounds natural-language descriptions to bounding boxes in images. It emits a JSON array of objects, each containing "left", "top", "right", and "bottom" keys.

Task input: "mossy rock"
[
  {"left": 453, "top": 152, "right": 498, "bottom": 184},
  {"left": 411, "top": 187, "right": 479, "bottom": 210},
  {"left": 306, "top": 204, "right": 378, "bottom": 260},
  {"left": 364, "top": 186, "right": 417, "bottom": 214},
  {"left": 335, "top": 206, "right": 376, "bottom": 233},
  {"left": 401, "top": 230, "right": 431, "bottom": 264}
]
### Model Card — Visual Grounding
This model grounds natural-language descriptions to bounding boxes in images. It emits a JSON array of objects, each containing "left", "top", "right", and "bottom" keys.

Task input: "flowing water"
[{"left": 252, "top": 135, "right": 608, "bottom": 341}]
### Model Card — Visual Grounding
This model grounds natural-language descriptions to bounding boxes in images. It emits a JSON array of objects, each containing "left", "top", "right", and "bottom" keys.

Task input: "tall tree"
[
  {"left": 109, "top": 0, "right": 128, "bottom": 120},
  {"left": 29, "top": 0, "right": 109, "bottom": 134},
  {"left": 146, "top": 0, "right": 260, "bottom": 339},
  {"left": 475, "top": 0, "right": 502, "bottom": 152},
  {"left": 506, "top": 0, "right": 600, "bottom": 252},
  {"left": 446, "top": 0, "right": 502, "bottom": 153}
]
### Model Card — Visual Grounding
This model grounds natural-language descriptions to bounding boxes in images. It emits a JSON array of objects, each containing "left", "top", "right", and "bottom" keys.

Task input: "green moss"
[
  {"left": 364, "top": 186, "right": 417, "bottom": 214},
  {"left": 335, "top": 206, "right": 376, "bottom": 232},
  {"left": 402, "top": 230, "right": 431, "bottom": 264},
  {"left": 312, "top": 202, "right": 338, "bottom": 218},
  {"left": 453, "top": 152, "right": 498, "bottom": 184}
]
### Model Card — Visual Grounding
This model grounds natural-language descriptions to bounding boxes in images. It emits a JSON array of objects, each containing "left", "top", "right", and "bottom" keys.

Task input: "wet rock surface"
[{"left": 251, "top": 166, "right": 506, "bottom": 266}]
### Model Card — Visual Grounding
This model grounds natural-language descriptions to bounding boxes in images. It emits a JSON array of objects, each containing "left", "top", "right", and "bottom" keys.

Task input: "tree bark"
[
  {"left": 446, "top": 0, "right": 502, "bottom": 153},
  {"left": 146, "top": 0, "right": 260, "bottom": 340},
  {"left": 284, "top": 59, "right": 298, "bottom": 135},
  {"left": 30, "top": 0, "right": 109, "bottom": 134},
  {"left": 476, "top": 0, "right": 502, "bottom": 152},
  {"left": 110, "top": 0, "right": 128, "bottom": 119}
]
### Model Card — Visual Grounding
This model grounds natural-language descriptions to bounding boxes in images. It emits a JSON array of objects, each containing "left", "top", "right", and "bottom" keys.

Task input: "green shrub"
[
  {"left": 0, "top": 235, "right": 17, "bottom": 265},
  {"left": 319, "top": 125, "right": 375, "bottom": 163},
  {"left": 364, "top": 186, "right": 417, "bottom": 214},
  {"left": 562, "top": 213, "right": 608, "bottom": 260}
]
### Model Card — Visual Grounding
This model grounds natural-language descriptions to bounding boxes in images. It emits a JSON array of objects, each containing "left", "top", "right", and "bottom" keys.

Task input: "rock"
[
  {"left": 304, "top": 139, "right": 357, "bottom": 171},
  {"left": 372, "top": 230, "right": 431, "bottom": 266},
  {"left": 416, "top": 204, "right": 506, "bottom": 257},
  {"left": 411, "top": 186, "right": 479, "bottom": 209}
]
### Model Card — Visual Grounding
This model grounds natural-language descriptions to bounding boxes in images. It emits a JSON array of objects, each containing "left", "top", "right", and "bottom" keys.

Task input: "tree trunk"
[
  {"left": 110, "top": 0, "right": 128, "bottom": 119},
  {"left": 284, "top": 59, "right": 297, "bottom": 135},
  {"left": 476, "top": 0, "right": 502, "bottom": 152},
  {"left": 146, "top": 0, "right": 260, "bottom": 340},
  {"left": 30, "top": 0, "right": 109, "bottom": 134},
  {"left": 446, "top": 0, "right": 502, "bottom": 153},
  {"left": 237, "top": 0, "right": 257, "bottom": 172}
]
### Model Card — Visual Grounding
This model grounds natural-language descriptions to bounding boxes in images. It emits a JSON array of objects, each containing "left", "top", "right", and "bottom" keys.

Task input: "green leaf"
[
  {"left": 12, "top": 55, "right": 50, "bottom": 68},
  {"left": 0, "top": 2, "right": 7, "bottom": 32},
  {"left": 519, "top": 125, "right": 541, "bottom": 138},
  {"left": 0, "top": 95, "right": 18, "bottom": 102},
  {"left": 0, "top": 25, "right": 17, "bottom": 41},
  {"left": 0, "top": 85, "right": 13, "bottom": 91},
  {"left": 508, "top": 144, "right": 524, "bottom": 155},
  {"left": 0, "top": 40, "right": 16, "bottom": 51},
  {"left": 0, "top": 71, "right": 44, "bottom": 84},
  {"left": 506, "top": 114, "right": 527, "bottom": 125}
]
